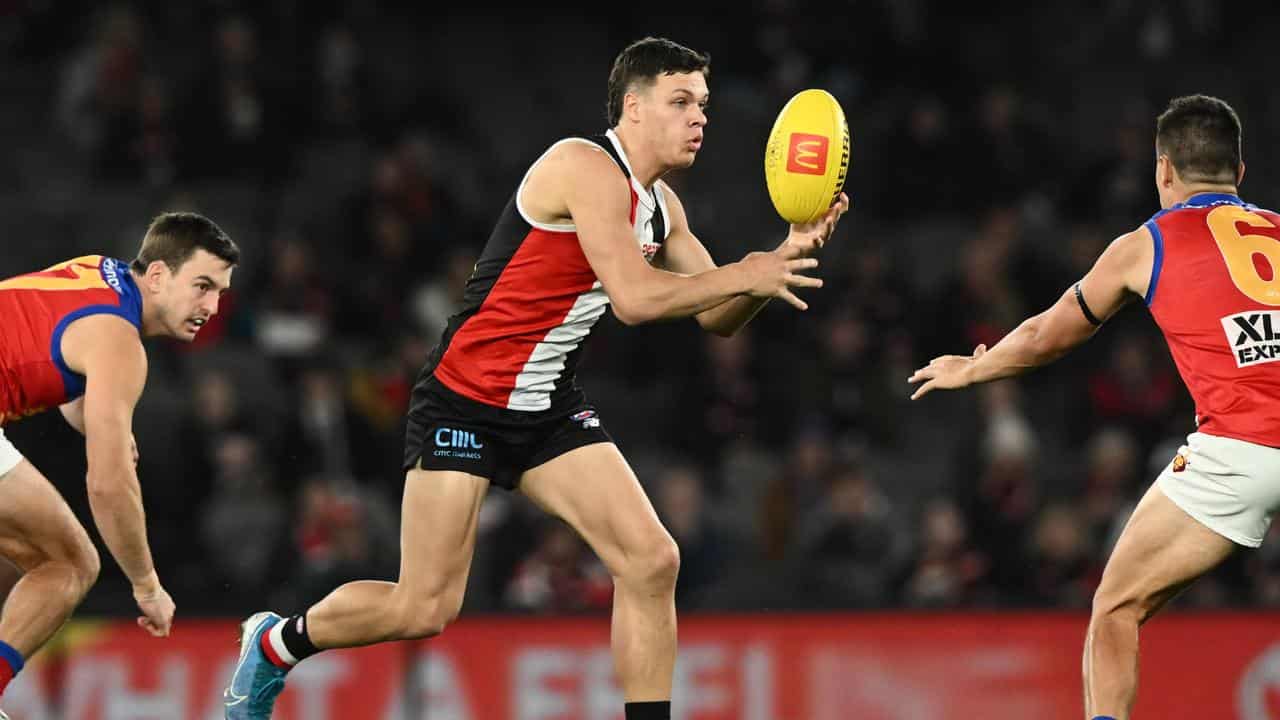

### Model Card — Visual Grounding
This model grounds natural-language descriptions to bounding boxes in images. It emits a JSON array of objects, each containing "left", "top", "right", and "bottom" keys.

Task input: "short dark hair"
[
  {"left": 131, "top": 212, "right": 239, "bottom": 274},
  {"left": 1155, "top": 94, "right": 1242, "bottom": 184},
  {"left": 606, "top": 37, "right": 710, "bottom": 126}
]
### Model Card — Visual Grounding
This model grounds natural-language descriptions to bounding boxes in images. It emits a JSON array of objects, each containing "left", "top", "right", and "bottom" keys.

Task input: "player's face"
[
  {"left": 640, "top": 71, "right": 709, "bottom": 169},
  {"left": 158, "top": 249, "right": 234, "bottom": 341}
]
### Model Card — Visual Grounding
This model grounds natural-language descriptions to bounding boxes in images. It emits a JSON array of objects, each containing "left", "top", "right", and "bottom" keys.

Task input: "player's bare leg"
[
  {"left": 224, "top": 467, "right": 487, "bottom": 719},
  {"left": 1083, "top": 483, "right": 1236, "bottom": 719},
  {"left": 304, "top": 468, "right": 487, "bottom": 646},
  {"left": 521, "top": 444, "right": 680, "bottom": 711},
  {"left": 0, "top": 460, "right": 100, "bottom": 653},
  {"left": 0, "top": 460, "right": 100, "bottom": 696},
  {"left": 0, "top": 558, "right": 24, "bottom": 612}
]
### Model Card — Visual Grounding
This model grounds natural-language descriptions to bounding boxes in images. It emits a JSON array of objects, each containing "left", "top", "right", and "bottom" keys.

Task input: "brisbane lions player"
[
  {"left": 0, "top": 213, "right": 237, "bottom": 718},
  {"left": 226, "top": 36, "right": 847, "bottom": 720},
  {"left": 910, "top": 95, "right": 1279, "bottom": 720}
]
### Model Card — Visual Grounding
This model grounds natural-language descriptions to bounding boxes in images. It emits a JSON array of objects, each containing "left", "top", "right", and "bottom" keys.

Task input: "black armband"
[{"left": 1074, "top": 282, "right": 1103, "bottom": 326}]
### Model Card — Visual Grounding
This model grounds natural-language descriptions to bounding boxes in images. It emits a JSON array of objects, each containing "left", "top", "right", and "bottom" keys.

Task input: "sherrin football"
[{"left": 764, "top": 89, "right": 850, "bottom": 225}]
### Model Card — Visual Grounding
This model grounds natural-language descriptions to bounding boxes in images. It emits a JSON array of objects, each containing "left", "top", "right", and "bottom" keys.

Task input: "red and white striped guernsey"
[{"left": 428, "top": 130, "right": 671, "bottom": 412}]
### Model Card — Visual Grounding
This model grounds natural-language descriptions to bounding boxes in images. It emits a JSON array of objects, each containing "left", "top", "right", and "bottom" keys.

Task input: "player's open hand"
[
  {"left": 908, "top": 344, "right": 986, "bottom": 400},
  {"left": 133, "top": 579, "right": 175, "bottom": 638},
  {"left": 785, "top": 192, "right": 850, "bottom": 256},
  {"left": 740, "top": 243, "right": 823, "bottom": 310}
]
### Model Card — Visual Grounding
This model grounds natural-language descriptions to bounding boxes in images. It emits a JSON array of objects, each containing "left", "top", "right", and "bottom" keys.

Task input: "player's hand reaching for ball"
[
  {"left": 785, "top": 192, "right": 850, "bottom": 256},
  {"left": 908, "top": 344, "right": 987, "bottom": 400},
  {"left": 739, "top": 243, "right": 823, "bottom": 310},
  {"left": 132, "top": 572, "right": 175, "bottom": 637}
]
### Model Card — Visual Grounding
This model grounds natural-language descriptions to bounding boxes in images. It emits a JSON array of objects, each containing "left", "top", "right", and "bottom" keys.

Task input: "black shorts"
[{"left": 403, "top": 375, "right": 612, "bottom": 490}]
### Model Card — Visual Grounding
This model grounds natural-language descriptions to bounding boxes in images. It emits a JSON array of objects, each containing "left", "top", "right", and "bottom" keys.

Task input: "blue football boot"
[{"left": 224, "top": 611, "right": 288, "bottom": 719}]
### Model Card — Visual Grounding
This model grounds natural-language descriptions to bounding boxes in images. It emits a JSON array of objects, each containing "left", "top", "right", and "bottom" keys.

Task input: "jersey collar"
[
  {"left": 1177, "top": 192, "right": 1245, "bottom": 208},
  {"left": 604, "top": 129, "right": 656, "bottom": 211}
]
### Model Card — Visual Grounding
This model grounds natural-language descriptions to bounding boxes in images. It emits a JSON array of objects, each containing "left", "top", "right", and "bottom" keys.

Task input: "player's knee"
[
  {"left": 397, "top": 605, "right": 457, "bottom": 640},
  {"left": 1090, "top": 584, "right": 1141, "bottom": 625},
  {"left": 623, "top": 534, "right": 680, "bottom": 592},
  {"left": 38, "top": 531, "right": 100, "bottom": 599},
  {"left": 67, "top": 543, "right": 100, "bottom": 597},
  {"left": 393, "top": 589, "right": 463, "bottom": 640}
]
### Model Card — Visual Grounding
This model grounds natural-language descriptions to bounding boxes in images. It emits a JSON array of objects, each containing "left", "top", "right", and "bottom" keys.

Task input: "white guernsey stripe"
[
  {"left": 605, "top": 129, "right": 655, "bottom": 211},
  {"left": 633, "top": 197, "right": 651, "bottom": 245},
  {"left": 515, "top": 138, "right": 599, "bottom": 233},
  {"left": 267, "top": 620, "right": 300, "bottom": 665},
  {"left": 653, "top": 183, "right": 672, "bottom": 240},
  {"left": 508, "top": 284, "right": 610, "bottom": 411}
]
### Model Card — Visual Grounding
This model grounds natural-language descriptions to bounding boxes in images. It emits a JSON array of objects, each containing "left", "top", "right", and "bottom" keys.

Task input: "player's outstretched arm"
[
  {"left": 66, "top": 315, "right": 174, "bottom": 636},
  {"left": 656, "top": 184, "right": 849, "bottom": 336},
  {"left": 545, "top": 143, "right": 821, "bottom": 324},
  {"left": 908, "top": 226, "right": 1153, "bottom": 399}
]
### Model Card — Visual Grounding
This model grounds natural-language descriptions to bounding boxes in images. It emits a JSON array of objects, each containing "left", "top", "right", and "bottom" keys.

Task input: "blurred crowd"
[{"left": 3, "top": 0, "right": 1280, "bottom": 618}]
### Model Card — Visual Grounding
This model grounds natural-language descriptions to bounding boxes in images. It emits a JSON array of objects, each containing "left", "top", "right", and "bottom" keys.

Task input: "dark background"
[{"left": 3, "top": 0, "right": 1279, "bottom": 619}]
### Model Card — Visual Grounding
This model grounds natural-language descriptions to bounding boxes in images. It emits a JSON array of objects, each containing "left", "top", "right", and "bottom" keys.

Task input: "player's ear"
[
  {"left": 623, "top": 87, "right": 642, "bottom": 124},
  {"left": 1237, "top": 161, "right": 1246, "bottom": 186},
  {"left": 143, "top": 260, "right": 169, "bottom": 292},
  {"left": 1156, "top": 154, "right": 1176, "bottom": 189}
]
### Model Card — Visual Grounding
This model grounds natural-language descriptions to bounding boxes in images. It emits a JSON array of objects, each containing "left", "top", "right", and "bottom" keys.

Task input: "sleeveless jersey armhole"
[
  {"left": 515, "top": 138, "right": 603, "bottom": 233},
  {"left": 1143, "top": 219, "right": 1165, "bottom": 306}
]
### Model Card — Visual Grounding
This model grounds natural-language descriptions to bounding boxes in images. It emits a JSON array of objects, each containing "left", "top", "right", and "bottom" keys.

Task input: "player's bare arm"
[
  {"left": 909, "top": 225, "right": 1154, "bottom": 399},
  {"left": 525, "top": 142, "right": 822, "bottom": 323},
  {"left": 59, "top": 397, "right": 138, "bottom": 465},
  {"left": 60, "top": 314, "right": 174, "bottom": 637},
  {"left": 656, "top": 181, "right": 849, "bottom": 335}
]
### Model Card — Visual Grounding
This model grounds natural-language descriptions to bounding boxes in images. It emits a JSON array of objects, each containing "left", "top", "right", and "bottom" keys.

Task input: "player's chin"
[{"left": 677, "top": 150, "right": 699, "bottom": 168}]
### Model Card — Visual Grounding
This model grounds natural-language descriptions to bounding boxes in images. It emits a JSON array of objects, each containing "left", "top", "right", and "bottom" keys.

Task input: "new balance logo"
[
  {"left": 786, "top": 133, "right": 829, "bottom": 175},
  {"left": 1222, "top": 311, "right": 1280, "bottom": 367},
  {"left": 434, "top": 428, "right": 484, "bottom": 449},
  {"left": 102, "top": 259, "right": 123, "bottom": 293}
]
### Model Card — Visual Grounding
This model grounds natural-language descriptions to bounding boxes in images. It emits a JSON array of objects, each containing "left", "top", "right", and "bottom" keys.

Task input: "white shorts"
[
  {"left": 0, "top": 428, "right": 22, "bottom": 478},
  {"left": 1157, "top": 431, "right": 1280, "bottom": 548}
]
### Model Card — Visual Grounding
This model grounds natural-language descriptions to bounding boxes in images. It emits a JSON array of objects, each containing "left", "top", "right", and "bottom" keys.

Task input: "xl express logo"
[
  {"left": 1221, "top": 310, "right": 1280, "bottom": 367},
  {"left": 786, "top": 133, "right": 828, "bottom": 175}
]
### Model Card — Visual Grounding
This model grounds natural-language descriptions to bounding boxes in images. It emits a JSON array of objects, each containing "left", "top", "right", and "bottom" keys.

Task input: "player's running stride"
[{"left": 225, "top": 37, "right": 847, "bottom": 720}]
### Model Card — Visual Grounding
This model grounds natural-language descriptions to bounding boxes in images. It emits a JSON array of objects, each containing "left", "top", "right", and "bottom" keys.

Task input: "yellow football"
[{"left": 764, "top": 89, "right": 850, "bottom": 225}]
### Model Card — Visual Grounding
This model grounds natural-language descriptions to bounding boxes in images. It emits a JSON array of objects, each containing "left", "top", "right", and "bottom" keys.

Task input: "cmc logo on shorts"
[
  {"left": 786, "top": 133, "right": 829, "bottom": 175},
  {"left": 434, "top": 428, "right": 484, "bottom": 450}
]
